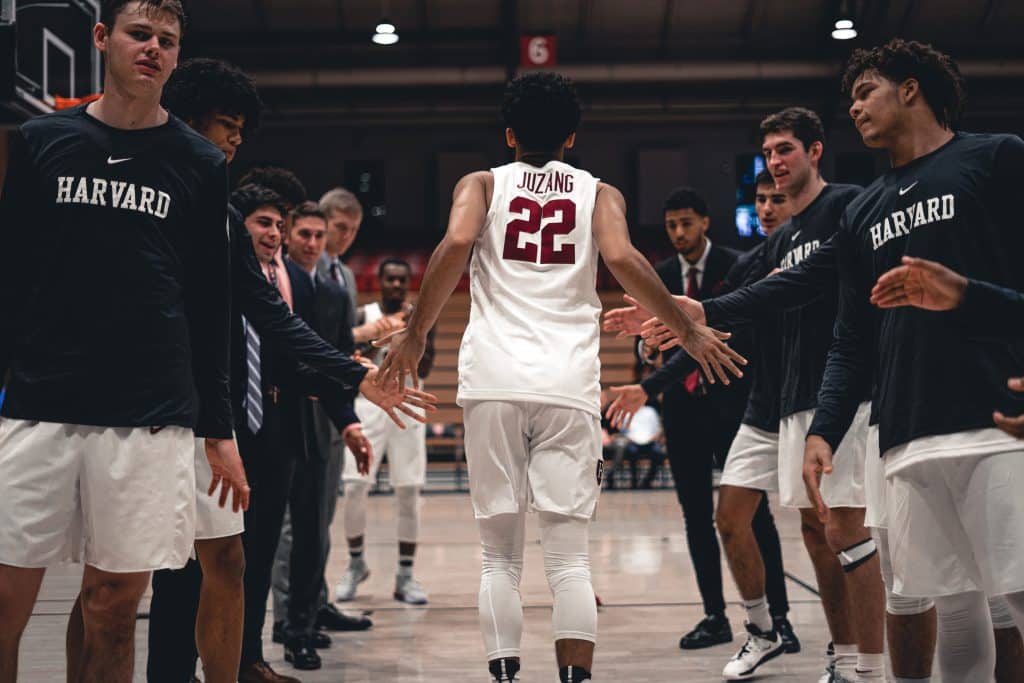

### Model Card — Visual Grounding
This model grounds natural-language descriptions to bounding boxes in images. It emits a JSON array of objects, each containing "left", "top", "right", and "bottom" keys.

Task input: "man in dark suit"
[
  {"left": 278, "top": 202, "right": 369, "bottom": 670},
  {"left": 636, "top": 187, "right": 758, "bottom": 648}
]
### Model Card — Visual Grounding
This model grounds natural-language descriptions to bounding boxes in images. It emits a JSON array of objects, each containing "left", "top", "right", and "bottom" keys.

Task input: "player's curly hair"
[
  {"left": 842, "top": 39, "right": 966, "bottom": 129},
  {"left": 230, "top": 184, "right": 288, "bottom": 221},
  {"left": 237, "top": 167, "right": 307, "bottom": 210},
  {"left": 755, "top": 169, "right": 776, "bottom": 187},
  {"left": 502, "top": 72, "right": 582, "bottom": 153},
  {"left": 101, "top": 0, "right": 186, "bottom": 33},
  {"left": 162, "top": 58, "right": 262, "bottom": 135}
]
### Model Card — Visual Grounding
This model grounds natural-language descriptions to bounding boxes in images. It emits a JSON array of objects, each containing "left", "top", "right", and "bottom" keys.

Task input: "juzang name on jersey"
[
  {"left": 516, "top": 169, "right": 575, "bottom": 194},
  {"left": 870, "top": 194, "right": 955, "bottom": 250},
  {"left": 55, "top": 176, "right": 171, "bottom": 219}
]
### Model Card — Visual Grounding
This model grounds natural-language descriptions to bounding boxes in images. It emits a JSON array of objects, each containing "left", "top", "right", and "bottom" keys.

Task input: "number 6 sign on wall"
[
  {"left": 502, "top": 197, "right": 577, "bottom": 265},
  {"left": 519, "top": 35, "right": 557, "bottom": 68}
]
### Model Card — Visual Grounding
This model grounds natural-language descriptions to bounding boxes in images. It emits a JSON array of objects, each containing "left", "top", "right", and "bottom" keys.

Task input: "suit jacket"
[
  {"left": 643, "top": 242, "right": 753, "bottom": 424},
  {"left": 284, "top": 257, "right": 359, "bottom": 459},
  {"left": 317, "top": 252, "right": 359, "bottom": 328},
  {"left": 228, "top": 205, "right": 366, "bottom": 435}
]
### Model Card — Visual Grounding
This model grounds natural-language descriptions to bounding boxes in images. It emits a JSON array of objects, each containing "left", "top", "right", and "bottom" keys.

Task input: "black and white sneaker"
[
  {"left": 772, "top": 615, "right": 801, "bottom": 653},
  {"left": 721, "top": 622, "right": 785, "bottom": 680},
  {"left": 488, "top": 657, "right": 520, "bottom": 682}
]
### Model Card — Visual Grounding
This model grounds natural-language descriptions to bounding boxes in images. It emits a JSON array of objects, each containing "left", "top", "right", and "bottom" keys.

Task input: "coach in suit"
[
  {"left": 276, "top": 202, "right": 368, "bottom": 669},
  {"left": 639, "top": 187, "right": 750, "bottom": 649}
]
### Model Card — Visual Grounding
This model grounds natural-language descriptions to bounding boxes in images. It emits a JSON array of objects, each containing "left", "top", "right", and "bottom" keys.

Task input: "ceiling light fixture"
[
  {"left": 373, "top": 1, "right": 399, "bottom": 45},
  {"left": 832, "top": 1, "right": 858, "bottom": 40}
]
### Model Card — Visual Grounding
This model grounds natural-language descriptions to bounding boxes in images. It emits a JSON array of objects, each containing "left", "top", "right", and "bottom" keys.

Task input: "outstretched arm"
[
  {"left": 377, "top": 171, "right": 490, "bottom": 388},
  {"left": 592, "top": 183, "right": 745, "bottom": 385}
]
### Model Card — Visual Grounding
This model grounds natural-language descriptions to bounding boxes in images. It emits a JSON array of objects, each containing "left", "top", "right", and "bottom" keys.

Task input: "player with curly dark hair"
[
  {"left": 162, "top": 57, "right": 263, "bottom": 164},
  {"left": 238, "top": 166, "right": 308, "bottom": 212},
  {"left": 378, "top": 71, "right": 744, "bottom": 683},
  {"left": 841, "top": 38, "right": 966, "bottom": 133},
  {"left": 502, "top": 72, "right": 582, "bottom": 159}
]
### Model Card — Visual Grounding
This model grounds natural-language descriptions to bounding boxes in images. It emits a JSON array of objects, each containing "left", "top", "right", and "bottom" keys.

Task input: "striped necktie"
[{"left": 242, "top": 316, "right": 262, "bottom": 433}]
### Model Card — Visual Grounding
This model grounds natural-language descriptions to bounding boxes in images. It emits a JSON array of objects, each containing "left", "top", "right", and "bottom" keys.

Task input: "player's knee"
[
  {"left": 395, "top": 486, "right": 421, "bottom": 543},
  {"left": 799, "top": 510, "right": 827, "bottom": 550},
  {"left": 81, "top": 575, "right": 146, "bottom": 629},
  {"left": 199, "top": 537, "right": 245, "bottom": 588},
  {"left": 539, "top": 513, "right": 592, "bottom": 593},
  {"left": 715, "top": 504, "right": 745, "bottom": 542},
  {"left": 886, "top": 592, "right": 934, "bottom": 616},
  {"left": 481, "top": 547, "right": 523, "bottom": 589}
]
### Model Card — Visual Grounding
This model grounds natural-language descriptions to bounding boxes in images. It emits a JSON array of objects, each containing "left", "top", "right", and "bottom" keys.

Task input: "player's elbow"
[{"left": 602, "top": 248, "right": 639, "bottom": 272}]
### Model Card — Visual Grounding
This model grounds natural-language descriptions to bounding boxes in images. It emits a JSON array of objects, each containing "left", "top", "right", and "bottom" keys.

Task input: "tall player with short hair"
[
  {"left": 0, "top": 2, "right": 248, "bottom": 681},
  {"left": 377, "top": 72, "right": 745, "bottom": 683}
]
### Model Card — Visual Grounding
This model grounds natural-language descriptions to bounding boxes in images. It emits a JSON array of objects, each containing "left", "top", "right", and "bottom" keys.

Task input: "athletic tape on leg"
[{"left": 837, "top": 537, "right": 877, "bottom": 573}]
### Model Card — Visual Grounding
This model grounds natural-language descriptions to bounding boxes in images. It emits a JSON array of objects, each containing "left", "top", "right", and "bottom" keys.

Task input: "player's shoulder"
[
  {"left": 164, "top": 115, "right": 227, "bottom": 169},
  {"left": 826, "top": 182, "right": 864, "bottom": 206},
  {"left": 19, "top": 105, "right": 89, "bottom": 146}
]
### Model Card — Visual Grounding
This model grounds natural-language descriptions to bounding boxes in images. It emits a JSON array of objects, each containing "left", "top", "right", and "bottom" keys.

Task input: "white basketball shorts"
[
  {"left": 342, "top": 395, "right": 427, "bottom": 487},
  {"left": 194, "top": 438, "right": 245, "bottom": 541},
  {"left": 462, "top": 400, "right": 602, "bottom": 520},
  {"left": 886, "top": 430, "right": 1024, "bottom": 598},
  {"left": 863, "top": 424, "right": 888, "bottom": 529},
  {"left": 720, "top": 424, "right": 779, "bottom": 492},
  {"left": 778, "top": 401, "right": 869, "bottom": 509},
  {"left": 0, "top": 418, "right": 196, "bottom": 572}
]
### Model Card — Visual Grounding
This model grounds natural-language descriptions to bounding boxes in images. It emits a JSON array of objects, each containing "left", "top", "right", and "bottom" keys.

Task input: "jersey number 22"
[{"left": 502, "top": 197, "right": 577, "bottom": 265}]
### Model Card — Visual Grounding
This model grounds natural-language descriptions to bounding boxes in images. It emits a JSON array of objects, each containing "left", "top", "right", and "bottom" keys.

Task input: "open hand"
[
  {"left": 605, "top": 384, "right": 649, "bottom": 430},
  {"left": 204, "top": 437, "right": 251, "bottom": 512},
  {"left": 343, "top": 424, "right": 373, "bottom": 475},
  {"left": 802, "top": 435, "right": 834, "bottom": 523},
  {"left": 359, "top": 366, "right": 437, "bottom": 428},
  {"left": 375, "top": 329, "right": 425, "bottom": 390},
  {"left": 870, "top": 256, "right": 967, "bottom": 311},
  {"left": 603, "top": 295, "right": 653, "bottom": 337}
]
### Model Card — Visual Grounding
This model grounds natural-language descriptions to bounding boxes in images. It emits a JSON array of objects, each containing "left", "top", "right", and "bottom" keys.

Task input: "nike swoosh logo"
[
  {"left": 899, "top": 181, "right": 918, "bottom": 196},
  {"left": 107, "top": 156, "right": 132, "bottom": 165},
  {"left": 790, "top": 230, "right": 801, "bottom": 242}
]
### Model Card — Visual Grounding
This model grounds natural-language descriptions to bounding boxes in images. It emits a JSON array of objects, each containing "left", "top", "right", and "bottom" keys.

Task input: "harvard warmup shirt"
[
  {"left": 457, "top": 160, "right": 602, "bottom": 416},
  {"left": 703, "top": 184, "right": 863, "bottom": 420},
  {"left": 0, "top": 106, "right": 232, "bottom": 438},
  {"left": 809, "top": 133, "right": 1024, "bottom": 455}
]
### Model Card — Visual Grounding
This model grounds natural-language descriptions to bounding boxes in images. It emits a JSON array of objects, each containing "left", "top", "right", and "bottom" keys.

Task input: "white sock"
[
  {"left": 856, "top": 652, "right": 885, "bottom": 680},
  {"left": 741, "top": 596, "right": 773, "bottom": 633},
  {"left": 834, "top": 643, "right": 858, "bottom": 678}
]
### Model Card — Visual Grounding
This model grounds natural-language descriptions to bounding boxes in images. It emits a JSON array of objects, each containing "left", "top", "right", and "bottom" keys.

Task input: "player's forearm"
[
  {"left": 704, "top": 240, "right": 837, "bottom": 328},
  {"left": 406, "top": 236, "right": 472, "bottom": 339},
  {"left": 605, "top": 247, "right": 699, "bottom": 341},
  {"left": 189, "top": 170, "right": 234, "bottom": 439},
  {"left": 957, "top": 279, "right": 1024, "bottom": 337}
]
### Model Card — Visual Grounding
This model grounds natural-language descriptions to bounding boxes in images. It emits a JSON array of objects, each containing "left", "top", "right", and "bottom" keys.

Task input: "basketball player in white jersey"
[
  {"left": 377, "top": 72, "right": 746, "bottom": 683},
  {"left": 338, "top": 258, "right": 436, "bottom": 605}
]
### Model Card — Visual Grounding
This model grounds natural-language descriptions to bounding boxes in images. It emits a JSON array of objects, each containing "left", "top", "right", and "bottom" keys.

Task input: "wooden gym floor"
[{"left": 16, "top": 489, "right": 880, "bottom": 682}]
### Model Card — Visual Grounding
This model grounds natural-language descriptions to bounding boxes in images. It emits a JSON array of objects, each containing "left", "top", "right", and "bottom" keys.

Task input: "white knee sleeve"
[
  {"left": 873, "top": 528, "right": 934, "bottom": 616},
  {"left": 479, "top": 513, "right": 526, "bottom": 660},
  {"left": 1000, "top": 590, "right": 1024, "bottom": 632},
  {"left": 935, "top": 591, "right": 995, "bottom": 682},
  {"left": 395, "top": 486, "right": 421, "bottom": 543},
  {"left": 539, "top": 512, "right": 596, "bottom": 644},
  {"left": 988, "top": 594, "right": 1017, "bottom": 630},
  {"left": 343, "top": 480, "right": 371, "bottom": 539}
]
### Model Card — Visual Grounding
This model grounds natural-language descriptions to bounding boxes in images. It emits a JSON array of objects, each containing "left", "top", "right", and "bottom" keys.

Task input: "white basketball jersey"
[
  {"left": 361, "top": 301, "right": 387, "bottom": 366},
  {"left": 457, "top": 160, "right": 602, "bottom": 416}
]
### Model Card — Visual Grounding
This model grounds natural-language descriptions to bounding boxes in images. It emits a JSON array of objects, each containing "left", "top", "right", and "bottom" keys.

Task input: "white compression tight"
[
  {"left": 343, "top": 482, "right": 421, "bottom": 543},
  {"left": 935, "top": 591, "right": 995, "bottom": 682},
  {"left": 478, "top": 512, "right": 597, "bottom": 660},
  {"left": 343, "top": 480, "right": 370, "bottom": 539}
]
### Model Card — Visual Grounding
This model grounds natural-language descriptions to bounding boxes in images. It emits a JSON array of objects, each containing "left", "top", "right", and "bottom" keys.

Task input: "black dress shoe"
[
  {"left": 284, "top": 636, "right": 322, "bottom": 670},
  {"left": 678, "top": 612, "right": 733, "bottom": 649},
  {"left": 773, "top": 615, "right": 801, "bottom": 654},
  {"left": 316, "top": 602, "right": 373, "bottom": 631}
]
